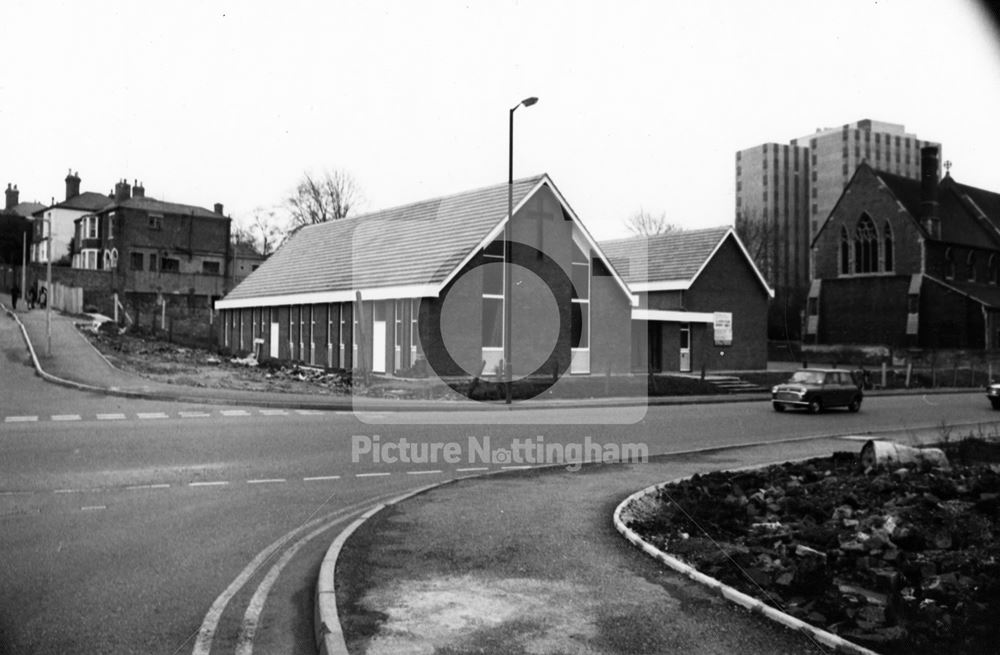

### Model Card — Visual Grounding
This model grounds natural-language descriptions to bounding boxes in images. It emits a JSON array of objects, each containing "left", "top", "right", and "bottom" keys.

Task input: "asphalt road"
[{"left": 2, "top": 315, "right": 997, "bottom": 654}]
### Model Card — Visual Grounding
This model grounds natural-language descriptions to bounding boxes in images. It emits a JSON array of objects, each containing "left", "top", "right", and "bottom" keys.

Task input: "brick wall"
[{"left": 817, "top": 276, "right": 910, "bottom": 346}]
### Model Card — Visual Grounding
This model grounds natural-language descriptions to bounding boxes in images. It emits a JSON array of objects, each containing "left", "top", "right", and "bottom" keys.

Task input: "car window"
[{"left": 789, "top": 371, "right": 824, "bottom": 384}]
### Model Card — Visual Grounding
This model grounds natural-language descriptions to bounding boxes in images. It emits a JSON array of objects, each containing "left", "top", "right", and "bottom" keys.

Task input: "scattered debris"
[{"left": 625, "top": 441, "right": 1000, "bottom": 655}]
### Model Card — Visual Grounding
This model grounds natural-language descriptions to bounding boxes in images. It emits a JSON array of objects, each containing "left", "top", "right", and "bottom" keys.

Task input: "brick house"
[
  {"left": 70, "top": 179, "right": 231, "bottom": 304},
  {"left": 601, "top": 227, "right": 773, "bottom": 372},
  {"left": 809, "top": 146, "right": 1000, "bottom": 349},
  {"left": 215, "top": 174, "right": 635, "bottom": 378}
]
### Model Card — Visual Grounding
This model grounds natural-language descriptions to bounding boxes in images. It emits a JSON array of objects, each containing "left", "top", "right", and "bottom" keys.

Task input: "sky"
[{"left": 2, "top": 0, "right": 999, "bottom": 242}]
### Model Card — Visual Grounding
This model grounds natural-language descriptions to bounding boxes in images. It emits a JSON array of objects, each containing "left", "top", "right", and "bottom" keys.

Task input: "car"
[
  {"left": 987, "top": 383, "right": 1000, "bottom": 409},
  {"left": 771, "top": 368, "right": 863, "bottom": 414}
]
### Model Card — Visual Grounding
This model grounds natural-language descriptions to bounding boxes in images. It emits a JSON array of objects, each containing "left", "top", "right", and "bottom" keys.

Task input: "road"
[{"left": 2, "top": 317, "right": 997, "bottom": 654}]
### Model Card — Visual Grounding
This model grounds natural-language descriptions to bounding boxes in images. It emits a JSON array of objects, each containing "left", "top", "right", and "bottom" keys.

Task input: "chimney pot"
[
  {"left": 64, "top": 170, "right": 81, "bottom": 201},
  {"left": 214, "top": 202, "right": 224, "bottom": 215},
  {"left": 5, "top": 183, "right": 19, "bottom": 210}
]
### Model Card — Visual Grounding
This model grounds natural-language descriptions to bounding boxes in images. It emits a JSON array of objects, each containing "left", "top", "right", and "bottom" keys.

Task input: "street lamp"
[{"left": 505, "top": 96, "right": 538, "bottom": 405}]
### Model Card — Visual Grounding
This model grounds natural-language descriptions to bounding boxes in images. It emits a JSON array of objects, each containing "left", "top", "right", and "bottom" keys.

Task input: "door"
[
  {"left": 679, "top": 324, "right": 691, "bottom": 372},
  {"left": 372, "top": 303, "right": 387, "bottom": 374},
  {"left": 269, "top": 322, "right": 280, "bottom": 358}
]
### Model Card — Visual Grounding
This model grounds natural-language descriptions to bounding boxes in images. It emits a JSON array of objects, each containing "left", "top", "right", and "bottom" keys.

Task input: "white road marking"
[
  {"left": 137, "top": 412, "right": 169, "bottom": 419},
  {"left": 355, "top": 472, "right": 391, "bottom": 478},
  {"left": 180, "top": 411, "right": 211, "bottom": 418},
  {"left": 54, "top": 489, "right": 84, "bottom": 494},
  {"left": 303, "top": 475, "right": 341, "bottom": 482},
  {"left": 81, "top": 505, "right": 106, "bottom": 511},
  {"left": 295, "top": 409, "right": 324, "bottom": 415},
  {"left": 0, "top": 491, "right": 33, "bottom": 496},
  {"left": 456, "top": 467, "right": 489, "bottom": 472},
  {"left": 221, "top": 410, "right": 251, "bottom": 417},
  {"left": 259, "top": 409, "right": 287, "bottom": 416},
  {"left": 97, "top": 413, "right": 126, "bottom": 420},
  {"left": 51, "top": 414, "right": 82, "bottom": 421},
  {"left": 4, "top": 416, "right": 38, "bottom": 423},
  {"left": 126, "top": 483, "right": 171, "bottom": 490},
  {"left": 188, "top": 481, "right": 230, "bottom": 487},
  {"left": 406, "top": 470, "right": 442, "bottom": 475},
  {"left": 501, "top": 465, "right": 532, "bottom": 470},
  {"left": 246, "top": 478, "right": 286, "bottom": 485}
]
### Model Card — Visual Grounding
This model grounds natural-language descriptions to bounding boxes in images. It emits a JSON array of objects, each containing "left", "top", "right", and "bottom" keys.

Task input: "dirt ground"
[{"left": 624, "top": 439, "right": 1000, "bottom": 655}]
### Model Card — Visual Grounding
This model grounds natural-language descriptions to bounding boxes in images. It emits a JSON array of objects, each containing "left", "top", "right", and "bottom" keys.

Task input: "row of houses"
[{"left": 216, "top": 175, "right": 774, "bottom": 377}]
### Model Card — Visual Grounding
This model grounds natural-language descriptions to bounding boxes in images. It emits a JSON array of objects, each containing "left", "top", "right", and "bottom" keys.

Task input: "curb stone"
[{"left": 612, "top": 460, "right": 881, "bottom": 655}]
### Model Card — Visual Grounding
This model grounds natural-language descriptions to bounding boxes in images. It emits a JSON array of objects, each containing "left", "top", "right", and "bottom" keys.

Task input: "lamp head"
[{"left": 522, "top": 97, "right": 539, "bottom": 107}]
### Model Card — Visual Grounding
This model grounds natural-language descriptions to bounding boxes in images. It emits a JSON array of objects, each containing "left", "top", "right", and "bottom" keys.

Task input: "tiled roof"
[
  {"left": 600, "top": 226, "right": 732, "bottom": 284},
  {"left": 223, "top": 175, "right": 546, "bottom": 301},
  {"left": 929, "top": 276, "right": 1000, "bottom": 310},
  {"left": 54, "top": 191, "right": 114, "bottom": 212},
  {"left": 1, "top": 202, "right": 44, "bottom": 218}
]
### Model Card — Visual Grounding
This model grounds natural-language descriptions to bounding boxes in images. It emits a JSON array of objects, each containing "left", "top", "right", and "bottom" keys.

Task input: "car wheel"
[
  {"left": 848, "top": 397, "right": 862, "bottom": 413},
  {"left": 808, "top": 399, "right": 823, "bottom": 414},
  {"left": 773, "top": 402, "right": 786, "bottom": 412}
]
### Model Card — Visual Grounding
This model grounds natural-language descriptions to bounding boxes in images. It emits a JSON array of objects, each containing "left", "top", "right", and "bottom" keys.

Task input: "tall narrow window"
[
  {"left": 394, "top": 299, "right": 404, "bottom": 372},
  {"left": 854, "top": 215, "right": 879, "bottom": 274},
  {"left": 883, "top": 221, "right": 894, "bottom": 272},
  {"left": 945, "top": 248, "right": 955, "bottom": 280},
  {"left": 410, "top": 298, "right": 420, "bottom": 365},
  {"left": 968, "top": 252, "right": 977, "bottom": 282},
  {"left": 482, "top": 241, "right": 504, "bottom": 350},
  {"left": 571, "top": 242, "right": 591, "bottom": 374},
  {"left": 840, "top": 226, "right": 850, "bottom": 275}
]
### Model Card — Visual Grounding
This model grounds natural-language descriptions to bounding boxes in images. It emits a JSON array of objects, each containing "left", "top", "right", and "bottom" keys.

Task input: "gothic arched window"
[
  {"left": 854, "top": 215, "right": 879, "bottom": 274},
  {"left": 883, "top": 222, "right": 893, "bottom": 272},
  {"left": 840, "top": 226, "right": 850, "bottom": 275}
]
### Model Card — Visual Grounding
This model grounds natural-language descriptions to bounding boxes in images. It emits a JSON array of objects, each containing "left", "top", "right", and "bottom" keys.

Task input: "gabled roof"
[
  {"left": 33, "top": 191, "right": 114, "bottom": 215},
  {"left": 813, "top": 162, "right": 1000, "bottom": 250},
  {"left": 1, "top": 201, "right": 45, "bottom": 218},
  {"left": 600, "top": 227, "right": 774, "bottom": 297},
  {"left": 219, "top": 174, "right": 633, "bottom": 309}
]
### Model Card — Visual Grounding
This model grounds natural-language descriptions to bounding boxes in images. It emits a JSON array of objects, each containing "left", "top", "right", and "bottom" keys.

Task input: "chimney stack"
[
  {"left": 133, "top": 179, "right": 145, "bottom": 198},
  {"left": 65, "top": 169, "right": 81, "bottom": 201},
  {"left": 920, "top": 146, "right": 941, "bottom": 237},
  {"left": 5, "top": 183, "right": 18, "bottom": 210},
  {"left": 114, "top": 178, "right": 131, "bottom": 202},
  {"left": 214, "top": 202, "right": 224, "bottom": 215}
]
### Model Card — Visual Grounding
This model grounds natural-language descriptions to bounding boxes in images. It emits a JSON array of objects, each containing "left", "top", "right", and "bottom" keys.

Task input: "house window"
[
  {"left": 883, "top": 222, "right": 894, "bottom": 272},
  {"left": 149, "top": 214, "right": 162, "bottom": 230},
  {"left": 571, "top": 243, "right": 591, "bottom": 374},
  {"left": 410, "top": 298, "right": 420, "bottom": 364},
  {"left": 854, "top": 215, "right": 879, "bottom": 274},
  {"left": 394, "top": 299, "right": 404, "bottom": 372},
  {"left": 840, "top": 226, "right": 850, "bottom": 275},
  {"left": 81, "top": 249, "right": 99, "bottom": 270},
  {"left": 968, "top": 252, "right": 977, "bottom": 282},
  {"left": 84, "top": 215, "right": 98, "bottom": 239},
  {"left": 202, "top": 261, "right": 220, "bottom": 275},
  {"left": 945, "top": 248, "right": 955, "bottom": 280},
  {"left": 107, "top": 215, "right": 115, "bottom": 240},
  {"left": 149, "top": 253, "right": 157, "bottom": 271},
  {"left": 161, "top": 258, "right": 180, "bottom": 272},
  {"left": 482, "top": 241, "right": 504, "bottom": 351},
  {"left": 131, "top": 252, "right": 144, "bottom": 270}
]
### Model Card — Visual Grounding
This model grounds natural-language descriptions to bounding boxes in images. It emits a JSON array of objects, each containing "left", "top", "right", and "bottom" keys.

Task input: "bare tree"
[
  {"left": 735, "top": 208, "right": 776, "bottom": 283},
  {"left": 624, "top": 209, "right": 679, "bottom": 236},
  {"left": 233, "top": 207, "right": 285, "bottom": 256},
  {"left": 286, "top": 169, "right": 362, "bottom": 229}
]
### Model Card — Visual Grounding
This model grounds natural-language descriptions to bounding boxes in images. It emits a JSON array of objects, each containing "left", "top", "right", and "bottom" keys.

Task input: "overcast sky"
[{"left": 2, "top": 0, "right": 999, "bottom": 240}]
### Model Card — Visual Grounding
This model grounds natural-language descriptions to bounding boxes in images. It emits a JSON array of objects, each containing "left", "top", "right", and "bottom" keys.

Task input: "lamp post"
[
  {"left": 45, "top": 215, "right": 52, "bottom": 356},
  {"left": 505, "top": 96, "right": 538, "bottom": 405}
]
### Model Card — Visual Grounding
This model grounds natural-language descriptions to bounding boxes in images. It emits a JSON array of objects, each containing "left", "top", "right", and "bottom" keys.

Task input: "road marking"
[
  {"left": 259, "top": 409, "right": 287, "bottom": 416},
  {"left": 355, "top": 472, "right": 391, "bottom": 478},
  {"left": 246, "top": 478, "right": 286, "bottom": 485},
  {"left": 97, "top": 413, "right": 126, "bottom": 420},
  {"left": 180, "top": 411, "right": 211, "bottom": 418},
  {"left": 303, "top": 475, "right": 341, "bottom": 482},
  {"left": 4, "top": 416, "right": 38, "bottom": 423},
  {"left": 126, "top": 483, "right": 171, "bottom": 490},
  {"left": 456, "top": 467, "right": 489, "bottom": 472},
  {"left": 54, "top": 489, "right": 84, "bottom": 494},
  {"left": 0, "top": 491, "right": 33, "bottom": 496},
  {"left": 407, "top": 470, "right": 442, "bottom": 475},
  {"left": 296, "top": 409, "right": 324, "bottom": 415},
  {"left": 221, "top": 410, "right": 251, "bottom": 417},
  {"left": 189, "top": 481, "right": 230, "bottom": 487},
  {"left": 51, "top": 414, "right": 82, "bottom": 421},
  {"left": 137, "top": 412, "right": 169, "bottom": 419},
  {"left": 81, "top": 505, "right": 106, "bottom": 511},
  {"left": 501, "top": 465, "right": 532, "bottom": 470}
]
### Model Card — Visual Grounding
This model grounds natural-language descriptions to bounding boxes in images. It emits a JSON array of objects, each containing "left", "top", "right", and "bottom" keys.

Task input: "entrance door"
[
  {"left": 679, "top": 324, "right": 691, "bottom": 372},
  {"left": 372, "top": 303, "right": 387, "bottom": 373},
  {"left": 269, "top": 322, "right": 280, "bottom": 358}
]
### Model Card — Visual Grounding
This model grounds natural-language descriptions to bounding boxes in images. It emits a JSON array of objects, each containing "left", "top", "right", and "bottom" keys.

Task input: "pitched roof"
[
  {"left": 219, "top": 175, "right": 546, "bottom": 305},
  {"left": 1, "top": 201, "right": 44, "bottom": 218},
  {"left": 51, "top": 191, "right": 114, "bottom": 213},
  {"left": 103, "top": 195, "right": 225, "bottom": 219},
  {"left": 601, "top": 226, "right": 731, "bottom": 284},
  {"left": 600, "top": 227, "right": 774, "bottom": 297}
]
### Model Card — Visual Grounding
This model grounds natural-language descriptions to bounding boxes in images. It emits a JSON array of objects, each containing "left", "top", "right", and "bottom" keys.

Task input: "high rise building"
[{"left": 735, "top": 119, "right": 940, "bottom": 338}]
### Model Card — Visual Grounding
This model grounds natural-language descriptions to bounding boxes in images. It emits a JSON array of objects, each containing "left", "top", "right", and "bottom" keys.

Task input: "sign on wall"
[{"left": 713, "top": 312, "right": 733, "bottom": 346}]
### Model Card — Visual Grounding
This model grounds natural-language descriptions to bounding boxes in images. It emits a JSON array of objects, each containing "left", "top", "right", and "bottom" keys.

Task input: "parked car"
[
  {"left": 771, "top": 368, "right": 863, "bottom": 413},
  {"left": 987, "top": 383, "right": 1000, "bottom": 409}
]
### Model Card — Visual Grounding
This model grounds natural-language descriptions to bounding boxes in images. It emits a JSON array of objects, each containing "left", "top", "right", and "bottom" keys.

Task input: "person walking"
[
  {"left": 38, "top": 286, "right": 47, "bottom": 310},
  {"left": 27, "top": 286, "right": 36, "bottom": 310},
  {"left": 10, "top": 282, "right": 20, "bottom": 310}
]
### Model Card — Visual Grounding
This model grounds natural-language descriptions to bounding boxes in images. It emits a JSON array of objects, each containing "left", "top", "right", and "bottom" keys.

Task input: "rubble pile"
[{"left": 626, "top": 445, "right": 1000, "bottom": 655}]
